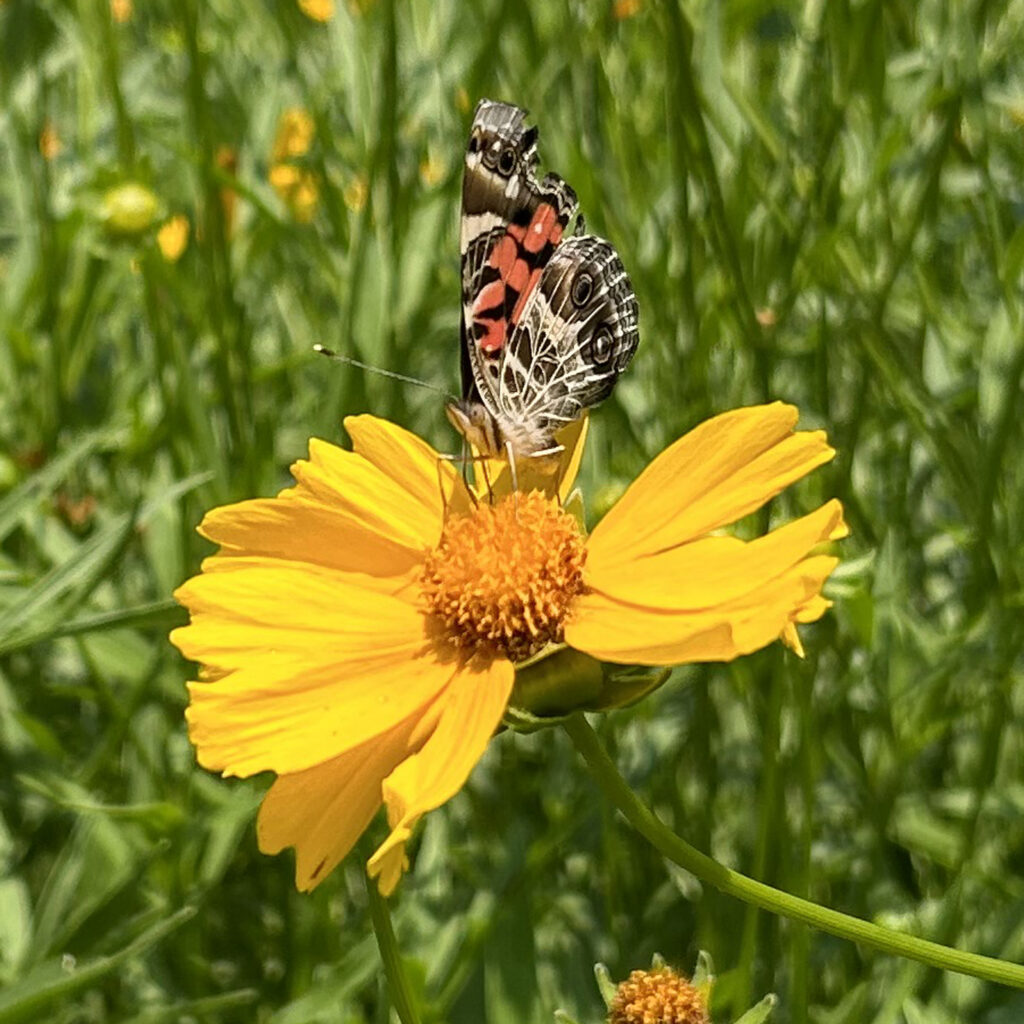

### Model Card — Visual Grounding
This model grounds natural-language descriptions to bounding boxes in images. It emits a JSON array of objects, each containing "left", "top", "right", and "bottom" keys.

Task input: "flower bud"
[{"left": 101, "top": 182, "right": 159, "bottom": 236}]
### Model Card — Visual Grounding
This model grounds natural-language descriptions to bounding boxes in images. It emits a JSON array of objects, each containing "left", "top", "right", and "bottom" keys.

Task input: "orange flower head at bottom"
[
  {"left": 610, "top": 966, "right": 710, "bottom": 1024},
  {"left": 171, "top": 403, "right": 845, "bottom": 895}
]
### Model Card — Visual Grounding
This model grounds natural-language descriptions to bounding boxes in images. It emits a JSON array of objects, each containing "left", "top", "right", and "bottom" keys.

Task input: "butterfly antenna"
[{"left": 313, "top": 345, "right": 456, "bottom": 399}]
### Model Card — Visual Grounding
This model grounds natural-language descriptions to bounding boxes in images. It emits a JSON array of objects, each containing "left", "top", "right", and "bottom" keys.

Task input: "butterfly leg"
[
  {"left": 436, "top": 451, "right": 481, "bottom": 510},
  {"left": 505, "top": 440, "right": 520, "bottom": 513}
]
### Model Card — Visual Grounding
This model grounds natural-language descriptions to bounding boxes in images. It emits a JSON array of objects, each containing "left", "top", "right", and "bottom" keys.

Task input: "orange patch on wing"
[
  {"left": 479, "top": 318, "right": 506, "bottom": 354},
  {"left": 488, "top": 234, "right": 519, "bottom": 276},
  {"left": 473, "top": 279, "right": 506, "bottom": 316},
  {"left": 508, "top": 258, "right": 532, "bottom": 294},
  {"left": 511, "top": 267, "right": 543, "bottom": 323}
]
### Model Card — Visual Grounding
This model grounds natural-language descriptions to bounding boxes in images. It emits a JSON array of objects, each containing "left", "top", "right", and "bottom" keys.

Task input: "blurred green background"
[{"left": 2, "top": 0, "right": 1024, "bottom": 1021}]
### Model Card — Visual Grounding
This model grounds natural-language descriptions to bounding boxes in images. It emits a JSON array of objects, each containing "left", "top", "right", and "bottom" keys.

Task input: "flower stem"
[
  {"left": 563, "top": 713, "right": 1024, "bottom": 989},
  {"left": 365, "top": 874, "right": 423, "bottom": 1024}
]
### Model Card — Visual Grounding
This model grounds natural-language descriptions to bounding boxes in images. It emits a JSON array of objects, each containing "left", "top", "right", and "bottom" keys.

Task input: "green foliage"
[{"left": 1, "top": 0, "right": 1023, "bottom": 1021}]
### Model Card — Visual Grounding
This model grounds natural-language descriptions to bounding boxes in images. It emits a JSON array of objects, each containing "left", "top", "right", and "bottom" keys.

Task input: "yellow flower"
[
  {"left": 297, "top": 0, "right": 334, "bottom": 21},
  {"left": 39, "top": 121, "right": 61, "bottom": 161},
  {"left": 110, "top": 0, "right": 132, "bottom": 23},
  {"left": 171, "top": 404, "right": 844, "bottom": 895},
  {"left": 272, "top": 108, "right": 315, "bottom": 163},
  {"left": 610, "top": 966, "right": 709, "bottom": 1024},
  {"left": 270, "top": 109, "right": 319, "bottom": 221},
  {"left": 157, "top": 215, "right": 189, "bottom": 262}
]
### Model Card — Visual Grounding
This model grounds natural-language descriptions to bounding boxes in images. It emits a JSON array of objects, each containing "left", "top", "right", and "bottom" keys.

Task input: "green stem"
[
  {"left": 563, "top": 713, "right": 1024, "bottom": 990},
  {"left": 364, "top": 875, "right": 422, "bottom": 1024}
]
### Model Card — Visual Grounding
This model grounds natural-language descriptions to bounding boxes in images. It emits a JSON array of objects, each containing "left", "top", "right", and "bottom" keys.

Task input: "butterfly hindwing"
[{"left": 452, "top": 99, "right": 637, "bottom": 460}]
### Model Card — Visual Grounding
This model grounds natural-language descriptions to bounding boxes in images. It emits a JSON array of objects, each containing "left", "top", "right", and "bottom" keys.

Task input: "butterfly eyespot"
[
  {"left": 468, "top": 135, "right": 480, "bottom": 154},
  {"left": 498, "top": 147, "right": 516, "bottom": 175},
  {"left": 590, "top": 326, "right": 615, "bottom": 366},
  {"left": 571, "top": 271, "right": 593, "bottom": 307}
]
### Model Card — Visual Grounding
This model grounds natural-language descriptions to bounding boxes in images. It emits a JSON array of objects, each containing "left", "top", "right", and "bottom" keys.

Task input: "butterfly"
[{"left": 445, "top": 100, "right": 639, "bottom": 465}]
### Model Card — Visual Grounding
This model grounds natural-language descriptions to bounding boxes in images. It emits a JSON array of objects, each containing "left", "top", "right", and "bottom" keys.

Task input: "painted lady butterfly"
[{"left": 446, "top": 100, "right": 639, "bottom": 463}]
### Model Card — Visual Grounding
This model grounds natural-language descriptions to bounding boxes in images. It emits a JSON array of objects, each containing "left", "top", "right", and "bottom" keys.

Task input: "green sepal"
[{"left": 505, "top": 647, "right": 672, "bottom": 730}]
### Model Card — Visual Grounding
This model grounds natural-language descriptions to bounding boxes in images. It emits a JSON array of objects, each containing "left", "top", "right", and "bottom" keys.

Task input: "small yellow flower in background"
[
  {"left": 171, "top": 404, "right": 844, "bottom": 895},
  {"left": 39, "top": 121, "right": 61, "bottom": 161},
  {"left": 610, "top": 966, "right": 709, "bottom": 1024},
  {"left": 614, "top": 0, "right": 642, "bottom": 19},
  {"left": 110, "top": 0, "right": 132, "bottom": 22},
  {"left": 298, "top": 0, "right": 334, "bottom": 20},
  {"left": 272, "top": 108, "right": 315, "bottom": 163},
  {"left": 270, "top": 164, "right": 319, "bottom": 223},
  {"left": 343, "top": 173, "right": 368, "bottom": 212},
  {"left": 419, "top": 151, "right": 446, "bottom": 188},
  {"left": 270, "top": 109, "right": 319, "bottom": 221},
  {"left": 157, "top": 215, "right": 189, "bottom": 262}
]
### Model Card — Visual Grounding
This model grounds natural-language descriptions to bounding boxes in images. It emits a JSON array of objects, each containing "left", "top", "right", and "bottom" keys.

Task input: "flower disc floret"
[
  {"left": 421, "top": 491, "right": 586, "bottom": 661},
  {"left": 609, "top": 967, "right": 709, "bottom": 1024}
]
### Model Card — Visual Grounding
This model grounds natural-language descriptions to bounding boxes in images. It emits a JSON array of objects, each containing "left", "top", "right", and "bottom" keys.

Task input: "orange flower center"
[
  {"left": 609, "top": 967, "right": 709, "bottom": 1024},
  {"left": 421, "top": 491, "right": 586, "bottom": 662}
]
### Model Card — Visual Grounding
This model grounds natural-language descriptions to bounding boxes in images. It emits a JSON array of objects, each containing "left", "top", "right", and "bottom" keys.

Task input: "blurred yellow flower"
[
  {"left": 343, "top": 173, "right": 368, "bottom": 211},
  {"left": 272, "top": 108, "right": 316, "bottom": 163},
  {"left": 298, "top": 0, "right": 333, "bottom": 20},
  {"left": 157, "top": 215, "right": 190, "bottom": 262},
  {"left": 270, "top": 109, "right": 319, "bottom": 221},
  {"left": 110, "top": 0, "right": 132, "bottom": 23},
  {"left": 610, "top": 966, "right": 708, "bottom": 1024},
  {"left": 171, "top": 404, "right": 844, "bottom": 895},
  {"left": 270, "top": 164, "right": 319, "bottom": 223},
  {"left": 39, "top": 121, "right": 61, "bottom": 161},
  {"left": 419, "top": 152, "right": 446, "bottom": 188},
  {"left": 614, "top": 0, "right": 642, "bottom": 18}
]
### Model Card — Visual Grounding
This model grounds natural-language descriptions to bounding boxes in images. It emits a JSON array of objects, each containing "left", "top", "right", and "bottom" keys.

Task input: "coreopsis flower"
[
  {"left": 297, "top": 0, "right": 334, "bottom": 21},
  {"left": 609, "top": 966, "right": 709, "bottom": 1024},
  {"left": 171, "top": 403, "right": 844, "bottom": 895},
  {"left": 157, "top": 215, "right": 190, "bottom": 262},
  {"left": 269, "top": 109, "right": 319, "bottom": 222},
  {"left": 272, "top": 108, "right": 315, "bottom": 163}
]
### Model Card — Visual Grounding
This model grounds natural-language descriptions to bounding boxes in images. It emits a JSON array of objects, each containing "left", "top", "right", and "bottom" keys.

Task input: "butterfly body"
[{"left": 449, "top": 99, "right": 639, "bottom": 462}]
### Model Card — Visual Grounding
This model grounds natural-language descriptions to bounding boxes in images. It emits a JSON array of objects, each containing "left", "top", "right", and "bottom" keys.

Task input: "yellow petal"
[
  {"left": 256, "top": 712, "right": 420, "bottom": 891},
  {"left": 290, "top": 437, "right": 443, "bottom": 549},
  {"left": 584, "top": 499, "right": 845, "bottom": 610},
  {"left": 366, "top": 657, "right": 514, "bottom": 895},
  {"left": 197, "top": 495, "right": 424, "bottom": 589},
  {"left": 171, "top": 560, "right": 425, "bottom": 670},
  {"left": 469, "top": 414, "right": 590, "bottom": 502},
  {"left": 567, "top": 554, "right": 839, "bottom": 665},
  {"left": 185, "top": 639, "right": 456, "bottom": 775},
  {"left": 344, "top": 414, "right": 472, "bottom": 521},
  {"left": 587, "top": 404, "right": 835, "bottom": 565},
  {"left": 557, "top": 413, "right": 589, "bottom": 503}
]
